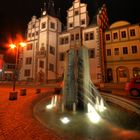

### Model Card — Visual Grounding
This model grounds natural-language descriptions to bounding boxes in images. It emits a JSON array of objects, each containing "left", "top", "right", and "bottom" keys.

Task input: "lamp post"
[
  {"left": 9, "top": 42, "right": 26, "bottom": 100},
  {"left": 9, "top": 42, "right": 26, "bottom": 91}
]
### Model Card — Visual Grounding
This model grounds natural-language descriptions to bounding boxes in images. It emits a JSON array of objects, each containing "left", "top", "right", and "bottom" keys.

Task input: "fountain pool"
[{"left": 33, "top": 46, "right": 140, "bottom": 140}]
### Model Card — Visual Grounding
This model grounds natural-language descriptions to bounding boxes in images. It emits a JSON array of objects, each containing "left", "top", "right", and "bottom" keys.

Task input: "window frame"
[
  {"left": 123, "top": 47, "right": 128, "bottom": 54},
  {"left": 41, "top": 22, "right": 46, "bottom": 29}
]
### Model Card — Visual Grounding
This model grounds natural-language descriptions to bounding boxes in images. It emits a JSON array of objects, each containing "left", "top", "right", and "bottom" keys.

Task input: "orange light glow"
[
  {"left": 19, "top": 42, "right": 27, "bottom": 47},
  {"left": 9, "top": 44, "right": 16, "bottom": 49}
]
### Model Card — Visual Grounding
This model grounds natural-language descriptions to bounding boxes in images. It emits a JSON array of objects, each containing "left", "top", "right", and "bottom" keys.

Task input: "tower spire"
[
  {"left": 47, "top": 0, "right": 56, "bottom": 17},
  {"left": 56, "top": 8, "right": 61, "bottom": 19}
]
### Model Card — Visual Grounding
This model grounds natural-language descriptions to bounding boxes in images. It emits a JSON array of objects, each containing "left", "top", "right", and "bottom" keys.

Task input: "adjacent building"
[
  {"left": 0, "top": 53, "right": 15, "bottom": 81},
  {"left": 104, "top": 21, "right": 140, "bottom": 83}
]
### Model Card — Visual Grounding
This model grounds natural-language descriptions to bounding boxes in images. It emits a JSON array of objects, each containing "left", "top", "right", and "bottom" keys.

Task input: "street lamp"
[{"left": 9, "top": 42, "right": 27, "bottom": 92}]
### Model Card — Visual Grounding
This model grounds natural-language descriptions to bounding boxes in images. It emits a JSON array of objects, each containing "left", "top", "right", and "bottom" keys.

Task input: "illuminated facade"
[
  {"left": 105, "top": 21, "right": 140, "bottom": 83},
  {"left": 19, "top": 15, "right": 62, "bottom": 82},
  {"left": 19, "top": 0, "right": 109, "bottom": 83},
  {"left": 57, "top": 1, "right": 109, "bottom": 83}
]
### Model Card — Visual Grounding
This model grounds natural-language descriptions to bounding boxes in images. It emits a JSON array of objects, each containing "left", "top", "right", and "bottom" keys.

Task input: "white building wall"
[
  {"left": 67, "top": 0, "right": 89, "bottom": 30},
  {"left": 82, "top": 26, "right": 101, "bottom": 83},
  {"left": 57, "top": 33, "right": 70, "bottom": 77},
  {"left": 19, "top": 15, "right": 39, "bottom": 81}
]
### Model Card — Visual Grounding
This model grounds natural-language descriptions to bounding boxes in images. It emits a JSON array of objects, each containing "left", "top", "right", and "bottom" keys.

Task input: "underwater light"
[
  {"left": 46, "top": 95, "right": 58, "bottom": 110},
  {"left": 95, "top": 97, "right": 106, "bottom": 112},
  {"left": 60, "top": 117, "right": 70, "bottom": 124},
  {"left": 46, "top": 104, "right": 53, "bottom": 109},
  {"left": 87, "top": 112, "right": 101, "bottom": 123},
  {"left": 87, "top": 103, "right": 101, "bottom": 123}
]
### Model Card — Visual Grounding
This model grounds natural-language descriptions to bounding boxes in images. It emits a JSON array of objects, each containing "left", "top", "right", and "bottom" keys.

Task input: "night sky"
[{"left": 0, "top": 0, "right": 139, "bottom": 48}]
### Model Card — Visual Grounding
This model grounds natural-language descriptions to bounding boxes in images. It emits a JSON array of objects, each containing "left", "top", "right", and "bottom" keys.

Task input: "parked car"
[{"left": 125, "top": 77, "right": 140, "bottom": 97}]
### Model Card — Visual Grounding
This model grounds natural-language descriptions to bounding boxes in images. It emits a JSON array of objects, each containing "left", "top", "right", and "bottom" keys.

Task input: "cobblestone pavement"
[
  {"left": 0, "top": 84, "right": 140, "bottom": 140},
  {"left": 0, "top": 85, "right": 64, "bottom": 140}
]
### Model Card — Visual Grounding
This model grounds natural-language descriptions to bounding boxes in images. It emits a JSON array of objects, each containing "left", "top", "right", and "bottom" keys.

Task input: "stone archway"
[
  {"left": 116, "top": 66, "right": 129, "bottom": 83},
  {"left": 133, "top": 67, "right": 140, "bottom": 77}
]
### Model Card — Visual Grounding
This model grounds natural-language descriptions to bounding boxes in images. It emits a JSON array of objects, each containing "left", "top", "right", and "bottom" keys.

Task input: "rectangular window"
[
  {"left": 41, "top": 22, "right": 46, "bottom": 29},
  {"left": 107, "top": 49, "right": 111, "bottom": 56},
  {"left": 132, "top": 45, "right": 137, "bottom": 54},
  {"left": 60, "top": 38, "right": 64, "bottom": 45},
  {"left": 88, "top": 49, "right": 95, "bottom": 58},
  {"left": 71, "top": 34, "right": 74, "bottom": 41},
  {"left": 50, "top": 46, "right": 55, "bottom": 55},
  {"left": 32, "top": 33, "right": 35, "bottom": 37},
  {"left": 27, "top": 44, "right": 32, "bottom": 50},
  {"left": 76, "top": 34, "right": 79, "bottom": 40},
  {"left": 39, "top": 60, "right": 44, "bottom": 68},
  {"left": 75, "top": 10, "right": 79, "bottom": 15},
  {"left": 81, "top": 19, "right": 85, "bottom": 25},
  {"left": 106, "top": 34, "right": 110, "bottom": 41},
  {"left": 49, "top": 63, "right": 54, "bottom": 72},
  {"left": 59, "top": 53, "right": 64, "bottom": 61},
  {"left": 7, "top": 65, "right": 15, "bottom": 69},
  {"left": 36, "top": 31, "right": 38, "bottom": 35},
  {"left": 69, "top": 23, "right": 73, "bottom": 28},
  {"left": 90, "top": 32, "right": 94, "bottom": 40},
  {"left": 28, "top": 33, "right": 31, "bottom": 37},
  {"left": 24, "top": 69, "right": 30, "bottom": 76},
  {"left": 123, "top": 47, "right": 128, "bottom": 54},
  {"left": 25, "top": 57, "right": 32, "bottom": 64},
  {"left": 113, "top": 32, "right": 118, "bottom": 39},
  {"left": 130, "top": 29, "right": 136, "bottom": 36},
  {"left": 65, "top": 37, "right": 69, "bottom": 44},
  {"left": 121, "top": 31, "right": 126, "bottom": 38},
  {"left": 50, "top": 22, "right": 55, "bottom": 29},
  {"left": 40, "top": 43, "right": 45, "bottom": 50},
  {"left": 114, "top": 48, "right": 119, "bottom": 55},
  {"left": 85, "top": 33, "right": 88, "bottom": 41}
]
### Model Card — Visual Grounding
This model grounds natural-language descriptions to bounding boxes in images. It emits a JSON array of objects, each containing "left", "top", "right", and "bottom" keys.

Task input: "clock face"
[{"left": 43, "top": 11, "right": 46, "bottom": 16}]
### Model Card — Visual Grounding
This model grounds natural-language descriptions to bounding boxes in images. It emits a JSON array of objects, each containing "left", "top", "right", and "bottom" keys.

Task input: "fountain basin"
[{"left": 33, "top": 95, "right": 140, "bottom": 140}]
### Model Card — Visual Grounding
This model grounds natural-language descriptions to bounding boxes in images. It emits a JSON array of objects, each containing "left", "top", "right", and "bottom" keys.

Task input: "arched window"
[{"left": 117, "top": 66, "right": 129, "bottom": 82}]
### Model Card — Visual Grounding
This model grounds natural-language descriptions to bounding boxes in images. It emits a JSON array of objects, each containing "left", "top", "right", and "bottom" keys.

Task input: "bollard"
[
  {"left": 36, "top": 88, "right": 41, "bottom": 94},
  {"left": 73, "top": 102, "right": 76, "bottom": 113},
  {"left": 20, "top": 89, "right": 27, "bottom": 96},
  {"left": 9, "top": 91, "right": 18, "bottom": 100}
]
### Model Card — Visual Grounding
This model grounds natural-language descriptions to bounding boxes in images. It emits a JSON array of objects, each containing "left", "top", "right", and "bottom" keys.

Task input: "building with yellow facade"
[{"left": 105, "top": 21, "right": 140, "bottom": 83}]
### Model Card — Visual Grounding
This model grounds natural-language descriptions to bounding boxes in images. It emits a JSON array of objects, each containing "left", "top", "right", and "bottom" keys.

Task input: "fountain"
[
  {"left": 47, "top": 46, "right": 106, "bottom": 115},
  {"left": 34, "top": 46, "right": 140, "bottom": 140}
]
